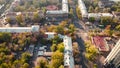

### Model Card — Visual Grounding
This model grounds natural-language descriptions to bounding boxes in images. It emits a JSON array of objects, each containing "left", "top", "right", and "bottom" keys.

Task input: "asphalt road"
[{"left": 70, "top": 0, "right": 90, "bottom": 68}]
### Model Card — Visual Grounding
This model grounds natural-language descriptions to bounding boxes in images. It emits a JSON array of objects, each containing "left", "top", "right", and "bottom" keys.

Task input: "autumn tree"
[
  {"left": 0, "top": 32, "right": 12, "bottom": 43},
  {"left": 22, "top": 63, "right": 29, "bottom": 68},
  {"left": 16, "top": 14, "right": 24, "bottom": 25},
  {"left": 51, "top": 44, "right": 57, "bottom": 52},
  {"left": 76, "top": 6, "right": 82, "bottom": 19},
  {"left": 33, "top": 12, "right": 40, "bottom": 23},
  {"left": 115, "top": 25, "right": 120, "bottom": 31},
  {"left": 21, "top": 52, "right": 31, "bottom": 63},
  {"left": 68, "top": 24, "right": 76, "bottom": 35},
  {"left": 73, "top": 42, "right": 80, "bottom": 57},
  {"left": 57, "top": 43, "right": 64, "bottom": 53},
  {"left": 36, "top": 57, "right": 48, "bottom": 68},
  {"left": 85, "top": 41, "right": 99, "bottom": 61},
  {"left": 5, "top": 17, "right": 12, "bottom": 23},
  {"left": 50, "top": 51, "right": 64, "bottom": 68}
]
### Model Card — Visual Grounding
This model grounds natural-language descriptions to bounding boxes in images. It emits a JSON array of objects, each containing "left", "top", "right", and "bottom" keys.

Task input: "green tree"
[
  {"left": 52, "top": 35, "right": 62, "bottom": 44},
  {"left": 55, "top": 26, "right": 64, "bottom": 34},
  {"left": 100, "top": 17, "right": 112, "bottom": 26},
  {"left": 88, "top": 17, "right": 95, "bottom": 22},
  {"left": 0, "top": 32, "right": 11, "bottom": 43}
]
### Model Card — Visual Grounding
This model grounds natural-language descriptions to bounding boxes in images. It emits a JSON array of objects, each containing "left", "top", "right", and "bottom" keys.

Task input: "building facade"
[
  {"left": 104, "top": 39, "right": 120, "bottom": 68},
  {"left": 46, "top": 0, "right": 69, "bottom": 18}
]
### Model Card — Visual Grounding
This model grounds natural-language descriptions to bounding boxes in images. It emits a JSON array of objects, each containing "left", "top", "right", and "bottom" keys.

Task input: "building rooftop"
[
  {"left": 63, "top": 36, "right": 74, "bottom": 68},
  {"left": 0, "top": 25, "right": 39, "bottom": 33},
  {"left": 92, "top": 36, "right": 109, "bottom": 51}
]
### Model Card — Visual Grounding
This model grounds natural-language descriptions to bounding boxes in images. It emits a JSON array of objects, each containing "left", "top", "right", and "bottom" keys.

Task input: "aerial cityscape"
[{"left": 0, "top": 0, "right": 120, "bottom": 68}]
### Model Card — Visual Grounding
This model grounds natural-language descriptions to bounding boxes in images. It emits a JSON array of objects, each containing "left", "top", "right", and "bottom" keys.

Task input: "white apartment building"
[
  {"left": 78, "top": 0, "right": 88, "bottom": 18},
  {"left": 0, "top": 25, "right": 39, "bottom": 33},
  {"left": 46, "top": 0, "right": 68, "bottom": 16},
  {"left": 88, "top": 13, "right": 113, "bottom": 19},
  {"left": 63, "top": 36, "right": 74, "bottom": 68},
  {"left": 109, "top": 0, "right": 120, "bottom": 2},
  {"left": 78, "top": 0, "right": 114, "bottom": 19}
]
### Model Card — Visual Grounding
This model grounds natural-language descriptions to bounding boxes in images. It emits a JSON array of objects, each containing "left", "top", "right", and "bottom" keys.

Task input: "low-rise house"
[{"left": 92, "top": 36, "right": 109, "bottom": 52}]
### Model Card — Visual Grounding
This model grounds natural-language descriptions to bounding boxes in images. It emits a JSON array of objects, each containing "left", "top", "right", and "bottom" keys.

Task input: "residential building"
[
  {"left": 98, "top": 0, "right": 114, "bottom": 8},
  {"left": 63, "top": 36, "right": 74, "bottom": 68},
  {"left": 88, "top": 13, "right": 113, "bottom": 19},
  {"left": 78, "top": 0, "right": 88, "bottom": 18},
  {"left": 44, "top": 32, "right": 64, "bottom": 40},
  {"left": 46, "top": 0, "right": 68, "bottom": 17},
  {"left": 0, "top": 25, "right": 39, "bottom": 33},
  {"left": 104, "top": 39, "right": 120, "bottom": 68},
  {"left": 4, "top": 10, "right": 44, "bottom": 20},
  {"left": 109, "top": 0, "right": 120, "bottom": 2},
  {"left": 92, "top": 36, "right": 109, "bottom": 52},
  {"left": 44, "top": 32, "right": 56, "bottom": 40}
]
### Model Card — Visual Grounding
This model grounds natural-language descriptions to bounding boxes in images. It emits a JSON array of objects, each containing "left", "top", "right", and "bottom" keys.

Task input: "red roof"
[
  {"left": 93, "top": 36, "right": 107, "bottom": 51},
  {"left": 46, "top": 5, "right": 58, "bottom": 10}
]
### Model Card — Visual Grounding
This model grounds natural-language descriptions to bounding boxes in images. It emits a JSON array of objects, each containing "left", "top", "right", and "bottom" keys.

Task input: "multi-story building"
[
  {"left": 63, "top": 36, "right": 74, "bottom": 68},
  {"left": 104, "top": 39, "right": 120, "bottom": 68},
  {"left": 46, "top": 0, "right": 69, "bottom": 21},
  {"left": 78, "top": 0, "right": 88, "bottom": 18},
  {"left": 0, "top": 25, "right": 39, "bottom": 33}
]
